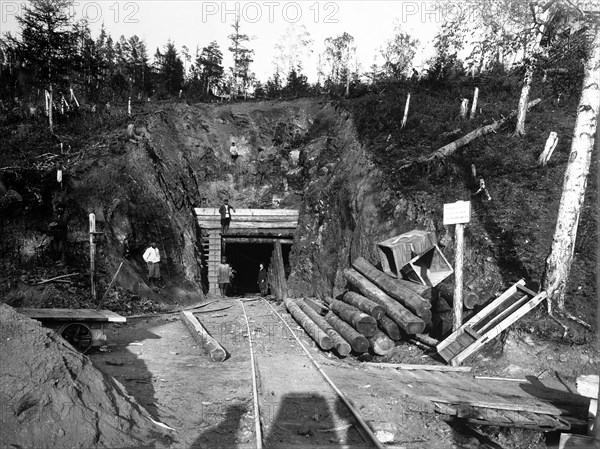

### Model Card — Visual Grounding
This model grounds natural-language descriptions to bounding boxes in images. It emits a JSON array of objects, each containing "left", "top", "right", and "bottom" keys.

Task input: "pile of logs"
[{"left": 284, "top": 257, "right": 435, "bottom": 357}]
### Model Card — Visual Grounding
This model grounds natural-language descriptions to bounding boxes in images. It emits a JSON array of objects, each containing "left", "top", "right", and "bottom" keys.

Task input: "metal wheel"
[{"left": 58, "top": 323, "right": 93, "bottom": 354}]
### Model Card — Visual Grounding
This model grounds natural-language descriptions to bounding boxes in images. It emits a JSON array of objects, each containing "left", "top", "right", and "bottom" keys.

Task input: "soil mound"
[{"left": 0, "top": 304, "right": 166, "bottom": 448}]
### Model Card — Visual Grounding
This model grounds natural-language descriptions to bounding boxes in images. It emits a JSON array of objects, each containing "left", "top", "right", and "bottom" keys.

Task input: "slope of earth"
[{"left": 0, "top": 303, "right": 170, "bottom": 448}]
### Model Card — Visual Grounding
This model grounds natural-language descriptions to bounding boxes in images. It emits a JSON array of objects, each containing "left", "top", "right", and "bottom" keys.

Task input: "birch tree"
[
  {"left": 540, "top": 16, "right": 599, "bottom": 328},
  {"left": 514, "top": 1, "right": 557, "bottom": 136}
]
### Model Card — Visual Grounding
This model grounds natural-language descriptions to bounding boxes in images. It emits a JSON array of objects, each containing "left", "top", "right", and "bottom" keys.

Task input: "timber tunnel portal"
[{"left": 194, "top": 208, "right": 298, "bottom": 298}]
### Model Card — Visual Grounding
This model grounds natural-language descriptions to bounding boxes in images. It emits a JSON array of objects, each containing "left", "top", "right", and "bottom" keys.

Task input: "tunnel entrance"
[
  {"left": 194, "top": 207, "right": 299, "bottom": 298},
  {"left": 224, "top": 242, "right": 291, "bottom": 295}
]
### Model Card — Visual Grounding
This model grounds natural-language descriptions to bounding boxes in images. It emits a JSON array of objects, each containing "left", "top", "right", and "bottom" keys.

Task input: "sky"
[{"left": 0, "top": 1, "right": 459, "bottom": 82}]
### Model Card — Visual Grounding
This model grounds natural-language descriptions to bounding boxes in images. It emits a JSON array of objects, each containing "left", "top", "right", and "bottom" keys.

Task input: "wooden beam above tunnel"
[
  {"left": 195, "top": 208, "right": 299, "bottom": 233},
  {"left": 222, "top": 237, "right": 294, "bottom": 244}
]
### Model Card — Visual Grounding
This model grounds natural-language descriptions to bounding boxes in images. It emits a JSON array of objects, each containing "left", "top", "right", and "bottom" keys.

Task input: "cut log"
[
  {"left": 378, "top": 315, "right": 401, "bottom": 340},
  {"left": 180, "top": 311, "right": 227, "bottom": 362},
  {"left": 369, "top": 330, "right": 395, "bottom": 355},
  {"left": 343, "top": 268, "right": 426, "bottom": 334},
  {"left": 325, "top": 312, "right": 369, "bottom": 353},
  {"left": 284, "top": 299, "right": 333, "bottom": 350},
  {"left": 436, "top": 283, "right": 480, "bottom": 310},
  {"left": 413, "top": 333, "right": 440, "bottom": 347},
  {"left": 296, "top": 299, "right": 350, "bottom": 357},
  {"left": 330, "top": 300, "right": 377, "bottom": 337},
  {"left": 304, "top": 297, "right": 329, "bottom": 315},
  {"left": 341, "top": 291, "right": 385, "bottom": 320},
  {"left": 399, "top": 279, "right": 433, "bottom": 300},
  {"left": 352, "top": 258, "right": 432, "bottom": 322},
  {"left": 576, "top": 375, "right": 599, "bottom": 399}
]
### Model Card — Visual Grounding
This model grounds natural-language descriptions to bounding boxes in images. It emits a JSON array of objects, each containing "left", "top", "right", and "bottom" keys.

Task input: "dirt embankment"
[{"left": 0, "top": 303, "right": 169, "bottom": 448}]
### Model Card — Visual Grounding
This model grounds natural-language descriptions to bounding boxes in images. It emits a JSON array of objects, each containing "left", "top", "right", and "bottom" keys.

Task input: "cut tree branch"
[{"left": 398, "top": 98, "right": 541, "bottom": 170}]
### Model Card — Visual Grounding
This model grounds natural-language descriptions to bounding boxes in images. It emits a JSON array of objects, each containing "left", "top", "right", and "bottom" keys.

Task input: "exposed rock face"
[{"left": 0, "top": 304, "right": 165, "bottom": 448}]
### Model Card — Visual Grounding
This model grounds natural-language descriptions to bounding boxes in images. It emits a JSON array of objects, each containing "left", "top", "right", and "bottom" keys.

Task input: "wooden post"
[
  {"left": 128, "top": 97, "right": 131, "bottom": 116},
  {"left": 274, "top": 241, "right": 287, "bottom": 301},
  {"left": 89, "top": 213, "right": 97, "bottom": 302},
  {"left": 48, "top": 87, "right": 53, "bottom": 132},
  {"left": 401, "top": 93, "right": 411, "bottom": 129},
  {"left": 470, "top": 87, "right": 479, "bottom": 119},
  {"left": 460, "top": 98, "right": 469, "bottom": 119},
  {"left": 443, "top": 201, "right": 471, "bottom": 332},
  {"left": 453, "top": 223, "right": 465, "bottom": 331}
]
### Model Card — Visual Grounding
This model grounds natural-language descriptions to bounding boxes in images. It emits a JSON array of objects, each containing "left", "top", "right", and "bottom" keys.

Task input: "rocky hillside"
[{"left": 0, "top": 82, "right": 596, "bottom": 341}]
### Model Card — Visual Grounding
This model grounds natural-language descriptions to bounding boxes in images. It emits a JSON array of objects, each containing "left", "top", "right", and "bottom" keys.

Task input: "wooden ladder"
[
  {"left": 206, "top": 232, "right": 222, "bottom": 294},
  {"left": 437, "top": 280, "right": 547, "bottom": 366}
]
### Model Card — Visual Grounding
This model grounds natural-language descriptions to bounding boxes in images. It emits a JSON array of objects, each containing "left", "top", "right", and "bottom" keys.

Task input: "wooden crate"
[{"left": 377, "top": 230, "right": 452, "bottom": 287}]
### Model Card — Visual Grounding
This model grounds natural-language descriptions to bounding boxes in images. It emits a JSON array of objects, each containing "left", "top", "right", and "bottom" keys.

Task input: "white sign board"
[{"left": 443, "top": 201, "right": 471, "bottom": 225}]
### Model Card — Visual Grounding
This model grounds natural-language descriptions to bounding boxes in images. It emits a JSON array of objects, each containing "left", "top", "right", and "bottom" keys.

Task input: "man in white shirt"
[{"left": 143, "top": 242, "right": 161, "bottom": 286}]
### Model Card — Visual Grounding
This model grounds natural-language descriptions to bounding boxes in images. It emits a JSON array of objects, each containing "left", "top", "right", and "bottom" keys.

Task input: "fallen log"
[
  {"left": 378, "top": 315, "right": 401, "bottom": 340},
  {"left": 180, "top": 311, "right": 227, "bottom": 362},
  {"left": 413, "top": 333, "right": 440, "bottom": 347},
  {"left": 364, "top": 362, "right": 472, "bottom": 372},
  {"left": 351, "top": 259, "right": 432, "bottom": 322},
  {"left": 304, "top": 297, "right": 329, "bottom": 315},
  {"left": 368, "top": 330, "right": 395, "bottom": 355},
  {"left": 398, "top": 98, "right": 541, "bottom": 170},
  {"left": 36, "top": 272, "right": 79, "bottom": 285},
  {"left": 437, "top": 283, "right": 480, "bottom": 310},
  {"left": 325, "top": 312, "right": 369, "bottom": 353},
  {"left": 342, "top": 291, "right": 385, "bottom": 320},
  {"left": 343, "top": 268, "right": 426, "bottom": 334},
  {"left": 284, "top": 298, "right": 333, "bottom": 350},
  {"left": 296, "top": 299, "right": 350, "bottom": 357},
  {"left": 330, "top": 300, "right": 377, "bottom": 337}
]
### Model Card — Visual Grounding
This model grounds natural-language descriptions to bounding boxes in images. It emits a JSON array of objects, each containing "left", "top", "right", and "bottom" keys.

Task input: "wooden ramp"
[
  {"left": 437, "top": 280, "right": 546, "bottom": 366},
  {"left": 343, "top": 365, "right": 591, "bottom": 431}
]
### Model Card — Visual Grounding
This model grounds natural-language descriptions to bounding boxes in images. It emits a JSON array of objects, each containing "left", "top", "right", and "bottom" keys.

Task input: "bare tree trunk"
[
  {"left": 541, "top": 24, "right": 599, "bottom": 321},
  {"left": 514, "top": 3, "right": 555, "bottom": 136},
  {"left": 514, "top": 66, "right": 533, "bottom": 136}
]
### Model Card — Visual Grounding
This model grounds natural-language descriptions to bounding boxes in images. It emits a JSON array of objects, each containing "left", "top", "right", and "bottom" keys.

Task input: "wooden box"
[{"left": 377, "top": 230, "right": 453, "bottom": 287}]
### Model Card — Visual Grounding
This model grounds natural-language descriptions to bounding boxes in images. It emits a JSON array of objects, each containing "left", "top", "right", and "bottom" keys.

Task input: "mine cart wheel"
[{"left": 58, "top": 322, "right": 93, "bottom": 354}]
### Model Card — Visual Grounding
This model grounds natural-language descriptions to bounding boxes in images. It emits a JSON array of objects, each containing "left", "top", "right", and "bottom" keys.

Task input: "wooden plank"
[
  {"left": 18, "top": 308, "right": 123, "bottom": 322},
  {"left": 197, "top": 221, "right": 298, "bottom": 229},
  {"left": 476, "top": 293, "right": 531, "bottom": 335},
  {"left": 463, "top": 326, "right": 481, "bottom": 339},
  {"left": 213, "top": 228, "right": 295, "bottom": 237},
  {"left": 222, "top": 237, "right": 294, "bottom": 244},
  {"left": 273, "top": 241, "right": 287, "bottom": 301},
  {"left": 180, "top": 311, "right": 227, "bottom": 362},
  {"left": 516, "top": 283, "right": 540, "bottom": 297},
  {"left": 195, "top": 208, "right": 299, "bottom": 217},
  {"left": 558, "top": 434, "right": 595, "bottom": 448},
  {"left": 99, "top": 310, "right": 127, "bottom": 323},
  {"left": 436, "top": 280, "right": 525, "bottom": 354},
  {"left": 576, "top": 375, "right": 599, "bottom": 399},
  {"left": 450, "top": 291, "right": 547, "bottom": 366},
  {"left": 364, "top": 362, "right": 472, "bottom": 372}
]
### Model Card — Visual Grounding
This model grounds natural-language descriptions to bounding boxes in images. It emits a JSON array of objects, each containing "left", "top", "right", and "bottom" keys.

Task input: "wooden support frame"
[{"left": 436, "top": 280, "right": 547, "bottom": 366}]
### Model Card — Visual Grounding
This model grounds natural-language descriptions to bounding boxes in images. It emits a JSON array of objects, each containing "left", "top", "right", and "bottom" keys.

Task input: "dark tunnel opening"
[{"left": 224, "top": 242, "right": 291, "bottom": 295}]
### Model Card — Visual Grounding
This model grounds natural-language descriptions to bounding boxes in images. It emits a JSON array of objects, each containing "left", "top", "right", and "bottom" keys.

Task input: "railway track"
[{"left": 239, "top": 297, "right": 383, "bottom": 449}]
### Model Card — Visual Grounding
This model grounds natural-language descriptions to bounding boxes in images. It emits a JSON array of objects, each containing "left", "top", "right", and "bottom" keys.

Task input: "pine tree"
[
  {"left": 197, "top": 41, "right": 224, "bottom": 96},
  {"left": 228, "top": 17, "right": 254, "bottom": 97}
]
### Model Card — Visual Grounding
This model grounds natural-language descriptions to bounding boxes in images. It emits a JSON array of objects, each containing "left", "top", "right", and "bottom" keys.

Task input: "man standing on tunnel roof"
[{"left": 219, "top": 199, "right": 235, "bottom": 234}]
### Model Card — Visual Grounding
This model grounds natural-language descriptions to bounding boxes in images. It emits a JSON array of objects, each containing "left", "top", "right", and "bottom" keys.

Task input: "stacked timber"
[
  {"left": 352, "top": 257, "right": 432, "bottom": 323},
  {"left": 330, "top": 300, "right": 377, "bottom": 337},
  {"left": 369, "top": 330, "right": 395, "bottom": 356},
  {"left": 295, "top": 299, "right": 350, "bottom": 357},
  {"left": 340, "top": 292, "right": 385, "bottom": 319},
  {"left": 284, "top": 298, "right": 332, "bottom": 350},
  {"left": 325, "top": 312, "right": 369, "bottom": 353},
  {"left": 343, "top": 268, "right": 425, "bottom": 334}
]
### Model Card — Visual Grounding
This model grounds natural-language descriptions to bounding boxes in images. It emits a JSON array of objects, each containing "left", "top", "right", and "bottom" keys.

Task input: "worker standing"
[
  {"left": 143, "top": 242, "right": 161, "bottom": 286},
  {"left": 218, "top": 257, "right": 233, "bottom": 297},
  {"left": 257, "top": 263, "right": 269, "bottom": 297},
  {"left": 219, "top": 199, "right": 235, "bottom": 234}
]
